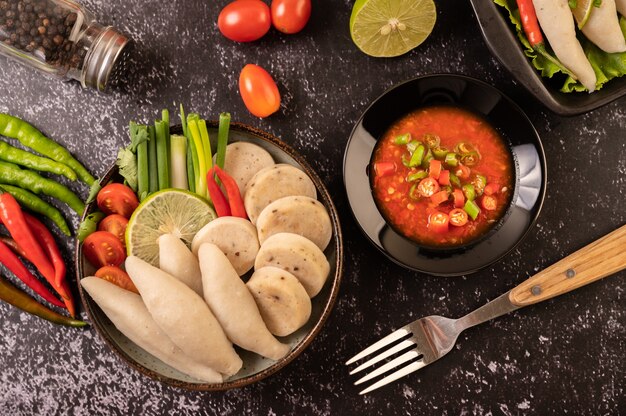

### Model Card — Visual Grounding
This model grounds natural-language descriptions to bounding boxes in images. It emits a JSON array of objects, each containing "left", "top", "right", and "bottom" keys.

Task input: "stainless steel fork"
[{"left": 346, "top": 224, "right": 626, "bottom": 394}]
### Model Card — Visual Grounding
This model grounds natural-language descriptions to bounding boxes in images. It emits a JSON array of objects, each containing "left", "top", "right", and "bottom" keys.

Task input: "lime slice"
[
  {"left": 350, "top": 0, "right": 437, "bottom": 58},
  {"left": 126, "top": 189, "right": 216, "bottom": 266},
  {"left": 571, "top": 0, "right": 593, "bottom": 29}
]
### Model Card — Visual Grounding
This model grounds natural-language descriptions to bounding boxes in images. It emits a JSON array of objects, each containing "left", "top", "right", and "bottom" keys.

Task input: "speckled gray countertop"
[{"left": 0, "top": 0, "right": 624, "bottom": 415}]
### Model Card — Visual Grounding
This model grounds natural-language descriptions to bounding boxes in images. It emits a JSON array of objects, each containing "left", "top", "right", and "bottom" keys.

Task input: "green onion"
[
  {"left": 409, "top": 145, "right": 425, "bottom": 167},
  {"left": 445, "top": 152, "right": 459, "bottom": 167},
  {"left": 188, "top": 119, "right": 207, "bottom": 198},
  {"left": 462, "top": 184, "right": 476, "bottom": 201},
  {"left": 406, "top": 170, "right": 428, "bottom": 182},
  {"left": 216, "top": 112, "right": 230, "bottom": 169},
  {"left": 133, "top": 123, "right": 149, "bottom": 200},
  {"left": 147, "top": 126, "right": 158, "bottom": 193},
  {"left": 186, "top": 141, "right": 195, "bottom": 193},
  {"left": 155, "top": 120, "right": 170, "bottom": 190},
  {"left": 464, "top": 199, "right": 481, "bottom": 220},
  {"left": 179, "top": 104, "right": 188, "bottom": 138},
  {"left": 170, "top": 134, "right": 188, "bottom": 190},
  {"left": 199, "top": 119, "right": 213, "bottom": 171},
  {"left": 394, "top": 133, "right": 411, "bottom": 145}
]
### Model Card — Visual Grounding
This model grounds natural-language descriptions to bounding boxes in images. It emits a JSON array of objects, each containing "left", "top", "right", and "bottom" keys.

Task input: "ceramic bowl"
[
  {"left": 343, "top": 74, "right": 546, "bottom": 276},
  {"left": 76, "top": 121, "right": 343, "bottom": 390}
]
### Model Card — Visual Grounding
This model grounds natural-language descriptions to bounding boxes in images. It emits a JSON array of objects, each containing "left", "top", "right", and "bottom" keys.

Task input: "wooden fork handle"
[{"left": 509, "top": 224, "right": 626, "bottom": 307}]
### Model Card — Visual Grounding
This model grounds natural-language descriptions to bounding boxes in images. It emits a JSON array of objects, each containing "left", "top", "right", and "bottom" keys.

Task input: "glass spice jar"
[{"left": 0, "top": 0, "right": 130, "bottom": 91}]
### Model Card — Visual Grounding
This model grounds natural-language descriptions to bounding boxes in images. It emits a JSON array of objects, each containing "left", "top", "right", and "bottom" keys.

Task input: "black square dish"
[{"left": 470, "top": 0, "right": 626, "bottom": 116}]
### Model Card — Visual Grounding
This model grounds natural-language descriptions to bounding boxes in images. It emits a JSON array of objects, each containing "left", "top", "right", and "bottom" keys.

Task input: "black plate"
[
  {"left": 470, "top": 0, "right": 626, "bottom": 116},
  {"left": 343, "top": 74, "right": 547, "bottom": 276}
]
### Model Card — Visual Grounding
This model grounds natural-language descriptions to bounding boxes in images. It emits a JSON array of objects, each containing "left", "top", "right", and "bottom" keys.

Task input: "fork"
[{"left": 346, "top": 224, "right": 626, "bottom": 394}]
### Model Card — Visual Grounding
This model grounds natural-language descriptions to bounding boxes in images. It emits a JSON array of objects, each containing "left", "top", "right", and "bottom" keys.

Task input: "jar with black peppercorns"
[{"left": 0, "top": 0, "right": 130, "bottom": 91}]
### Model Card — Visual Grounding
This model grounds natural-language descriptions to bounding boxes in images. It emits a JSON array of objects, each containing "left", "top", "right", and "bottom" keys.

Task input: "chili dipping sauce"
[{"left": 370, "top": 105, "right": 514, "bottom": 248}]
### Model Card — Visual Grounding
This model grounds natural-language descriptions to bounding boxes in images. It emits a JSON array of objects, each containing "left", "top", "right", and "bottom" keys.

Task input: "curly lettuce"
[{"left": 494, "top": 0, "right": 626, "bottom": 92}]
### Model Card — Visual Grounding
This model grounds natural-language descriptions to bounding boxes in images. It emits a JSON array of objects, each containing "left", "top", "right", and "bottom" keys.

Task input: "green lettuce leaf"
[{"left": 494, "top": 0, "right": 626, "bottom": 92}]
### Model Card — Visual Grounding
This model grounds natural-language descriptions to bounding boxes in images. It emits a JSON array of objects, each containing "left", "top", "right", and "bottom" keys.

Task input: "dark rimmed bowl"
[
  {"left": 343, "top": 74, "right": 547, "bottom": 276},
  {"left": 470, "top": 0, "right": 626, "bottom": 116},
  {"left": 76, "top": 121, "right": 343, "bottom": 390}
]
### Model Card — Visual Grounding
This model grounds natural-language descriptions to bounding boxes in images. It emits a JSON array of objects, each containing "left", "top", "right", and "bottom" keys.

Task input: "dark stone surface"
[{"left": 0, "top": 0, "right": 624, "bottom": 415}]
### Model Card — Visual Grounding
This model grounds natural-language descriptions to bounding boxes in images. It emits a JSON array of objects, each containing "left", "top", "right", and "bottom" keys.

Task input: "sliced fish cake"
[
  {"left": 244, "top": 164, "right": 317, "bottom": 225},
  {"left": 223, "top": 142, "right": 275, "bottom": 196}
]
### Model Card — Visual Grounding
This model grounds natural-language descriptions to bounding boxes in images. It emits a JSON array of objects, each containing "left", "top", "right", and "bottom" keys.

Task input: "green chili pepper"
[
  {"left": 449, "top": 172, "right": 461, "bottom": 188},
  {"left": 77, "top": 211, "right": 105, "bottom": 242},
  {"left": 432, "top": 146, "right": 449, "bottom": 160},
  {"left": 464, "top": 199, "right": 481, "bottom": 220},
  {"left": 423, "top": 133, "right": 440, "bottom": 148},
  {"left": 409, "top": 183, "right": 420, "bottom": 200},
  {"left": 0, "top": 161, "right": 85, "bottom": 215},
  {"left": 0, "top": 273, "right": 87, "bottom": 327},
  {"left": 461, "top": 151, "right": 481, "bottom": 167},
  {"left": 406, "top": 170, "right": 428, "bottom": 182},
  {"left": 0, "top": 113, "right": 95, "bottom": 185},
  {"left": 455, "top": 142, "right": 476, "bottom": 154},
  {"left": 0, "top": 185, "right": 71, "bottom": 236},
  {"left": 394, "top": 133, "right": 411, "bottom": 145},
  {"left": 445, "top": 152, "right": 459, "bottom": 167},
  {"left": 462, "top": 184, "right": 476, "bottom": 201},
  {"left": 0, "top": 141, "right": 76, "bottom": 181},
  {"left": 409, "top": 145, "right": 425, "bottom": 167},
  {"left": 406, "top": 140, "right": 421, "bottom": 153},
  {"left": 421, "top": 148, "right": 434, "bottom": 169},
  {"left": 472, "top": 175, "right": 487, "bottom": 196}
]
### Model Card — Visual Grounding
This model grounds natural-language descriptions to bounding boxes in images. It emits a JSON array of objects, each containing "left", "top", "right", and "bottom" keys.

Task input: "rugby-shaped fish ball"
[
  {"left": 125, "top": 256, "right": 242, "bottom": 377},
  {"left": 198, "top": 243, "right": 290, "bottom": 360},
  {"left": 256, "top": 196, "right": 332, "bottom": 251},
  {"left": 247, "top": 266, "right": 312, "bottom": 337},
  {"left": 191, "top": 217, "right": 259, "bottom": 276},
  {"left": 81, "top": 276, "right": 222, "bottom": 383},
  {"left": 244, "top": 164, "right": 317, "bottom": 224},
  {"left": 223, "top": 142, "right": 275, "bottom": 196},
  {"left": 158, "top": 234, "right": 203, "bottom": 295},
  {"left": 255, "top": 233, "right": 330, "bottom": 297}
]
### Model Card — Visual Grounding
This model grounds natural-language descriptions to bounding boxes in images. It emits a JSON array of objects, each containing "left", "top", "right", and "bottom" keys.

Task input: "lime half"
[
  {"left": 571, "top": 0, "right": 593, "bottom": 29},
  {"left": 126, "top": 189, "right": 216, "bottom": 266},
  {"left": 350, "top": 0, "right": 437, "bottom": 58}
]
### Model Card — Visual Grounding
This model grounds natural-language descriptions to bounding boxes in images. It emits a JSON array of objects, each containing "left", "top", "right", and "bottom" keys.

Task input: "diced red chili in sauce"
[{"left": 370, "top": 105, "right": 514, "bottom": 247}]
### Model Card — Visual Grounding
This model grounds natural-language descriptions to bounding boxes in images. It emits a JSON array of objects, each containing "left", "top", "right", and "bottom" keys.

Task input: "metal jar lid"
[{"left": 82, "top": 26, "right": 130, "bottom": 92}]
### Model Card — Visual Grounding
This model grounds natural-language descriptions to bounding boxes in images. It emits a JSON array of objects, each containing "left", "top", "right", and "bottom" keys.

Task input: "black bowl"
[
  {"left": 470, "top": 0, "right": 626, "bottom": 116},
  {"left": 343, "top": 74, "right": 547, "bottom": 276}
]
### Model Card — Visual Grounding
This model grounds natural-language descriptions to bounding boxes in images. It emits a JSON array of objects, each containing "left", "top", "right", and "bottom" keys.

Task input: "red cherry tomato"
[
  {"left": 97, "top": 183, "right": 139, "bottom": 218},
  {"left": 218, "top": 0, "right": 271, "bottom": 42},
  {"left": 97, "top": 214, "right": 128, "bottom": 247},
  {"left": 428, "top": 211, "right": 449, "bottom": 234},
  {"left": 95, "top": 266, "right": 138, "bottom": 294},
  {"left": 239, "top": 64, "right": 281, "bottom": 118},
  {"left": 449, "top": 208, "right": 469, "bottom": 227},
  {"left": 271, "top": 0, "right": 311, "bottom": 34},
  {"left": 83, "top": 231, "right": 126, "bottom": 268}
]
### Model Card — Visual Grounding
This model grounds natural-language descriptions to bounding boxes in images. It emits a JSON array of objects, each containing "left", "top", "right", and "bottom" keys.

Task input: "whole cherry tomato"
[
  {"left": 96, "top": 183, "right": 139, "bottom": 218},
  {"left": 271, "top": 0, "right": 311, "bottom": 34},
  {"left": 239, "top": 64, "right": 281, "bottom": 118},
  {"left": 218, "top": 0, "right": 271, "bottom": 42}
]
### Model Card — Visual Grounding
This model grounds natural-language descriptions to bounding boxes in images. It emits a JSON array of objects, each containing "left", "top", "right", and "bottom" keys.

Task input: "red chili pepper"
[
  {"left": 0, "top": 241, "right": 64, "bottom": 308},
  {"left": 374, "top": 162, "right": 396, "bottom": 177},
  {"left": 516, "top": 0, "right": 543, "bottom": 47},
  {"left": 206, "top": 168, "right": 231, "bottom": 217},
  {"left": 0, "top": 189, "right": 55, "bottom": 283},
  {"left": 213, "top": 166, "right": 247, "bottom": 219},
  {"left": 23, "top": 213, "right": 75, "bottom": 317}
]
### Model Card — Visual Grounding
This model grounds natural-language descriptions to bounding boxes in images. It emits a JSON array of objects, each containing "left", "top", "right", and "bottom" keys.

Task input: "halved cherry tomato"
[
  {"left": 83, "top": 231, "right": 126, "bottom": 268},
  {"left": 438, "top": 169, "right": 450, "bottom": 186},
  {"left": 271, "top": 0, "right": 311, "bottom": 34},
  {"left": 483, "top": 183, "right": 500, "bottom": 196},
  {"left": 95, "top": 266, "right": 138, "bottom": 294},
  {"left": 428, "top": 211, "right": 449, "bottom": 233},
  {"left": 218, "top": 0, "right": 271, "bottom": 42},
  {"left": 449, "top": 208, "right": 469, "bottom": 227},
  {"left": 428, "top": 159, "right": 442, "bottom": 179},
  {"left": 97, "top": 214, "right": 128, "bottom": 247},
  {"left": 481, "top": 195, "right": 497, "bottom": 211},
  {"left": 430, "top": 190, "right": 449, "bottom": 206},
  {"left": 417, "top": 177, "right": 440, "bottom": 198},
  {"left": 452, "top": 188, "right": 465, "bottom": 208},
  {"left": 239, "top": 64, "right": 281, "bottom": 118},
  {"left": 97, "top": 183, "right": 139, "bottom": 218},
  {"left": 454, "top": 164, "right": 471, "bottom": 179}
]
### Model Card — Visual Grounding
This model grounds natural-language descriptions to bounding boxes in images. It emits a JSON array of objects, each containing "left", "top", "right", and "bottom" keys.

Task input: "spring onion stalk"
[
  {"left": 186, "top": 142, "right": 196, "bottom": 193},
  {"left": 216, "top": 112, "right": 230, "bottom": 169},
  {"left": 162, "top": 109, "right": 171, "bottom": 186},
  {"left": 134, "top": 124, "right": 149, "bottom": 200},
  {"left": 198, "top": 120, "right": 212, "bottom": 171},
  {"left": 179, "top": 104, "right": 188, "bottom": 138},
  {"left": 147, "top": 126, "right": 158, "bottom": 193},
  {"left": 155, "top": 120, "right": 170, "bottom": 190},
  {"left": 170, "top": 134, "right": 188, "bottom": 190},
  {"left": 188, "top": 120, "right": 207, "bottom": 198}
]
